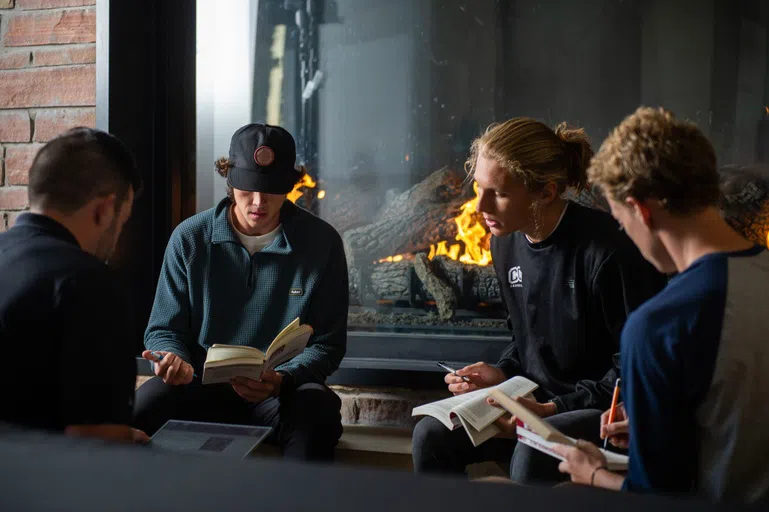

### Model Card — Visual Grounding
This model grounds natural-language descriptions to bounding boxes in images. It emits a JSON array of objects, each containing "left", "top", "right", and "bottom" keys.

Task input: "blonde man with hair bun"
[
  {"left": 553, "top": 107, "right": 769, "bottom": 503},
  {"left": 412, "top": 117, "right": 666, "bottom": 485}
]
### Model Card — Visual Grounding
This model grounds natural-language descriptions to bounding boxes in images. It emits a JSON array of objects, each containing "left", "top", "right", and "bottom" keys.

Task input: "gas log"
[
  {"left": 319, "top": 182, "right": 387, "bottom": 234},
  {"left": 413, "top": 254, "right": 457, "bottom": 320},
  {"left": 342, "top": 167, "right": 475, "bottom": 272},
  {"left": 718, "top": 166, "right": 769, "bottom": 247},
  {"left": 356, "top": 255, "right": 500, "bottom": 314}
]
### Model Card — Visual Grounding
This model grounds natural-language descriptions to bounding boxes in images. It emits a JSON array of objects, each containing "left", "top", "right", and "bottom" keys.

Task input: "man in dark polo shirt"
[{"left": 0, "top": 127, "right": 145, "bottom": 444}]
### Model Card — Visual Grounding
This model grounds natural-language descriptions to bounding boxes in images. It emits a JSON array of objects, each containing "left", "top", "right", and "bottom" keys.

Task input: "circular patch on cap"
[{"left": 254, "top": 146, "right": 275, "bottom": 166}]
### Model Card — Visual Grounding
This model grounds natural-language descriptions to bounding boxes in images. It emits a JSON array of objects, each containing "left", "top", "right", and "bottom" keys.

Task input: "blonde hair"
[
  {"left": 587, "top": 107, "right": 719, "bottom": 215},
  {"left": 465, "top": 117, "right": 593, "bottom": 193},
  {"left": 214, "top": 157, "right": 307, "bottom": 199}
]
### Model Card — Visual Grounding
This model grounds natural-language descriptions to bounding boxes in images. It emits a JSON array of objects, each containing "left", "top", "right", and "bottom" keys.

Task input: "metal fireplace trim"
[{"left": 136, "top": 330, "right": 511, "bottom": 387}]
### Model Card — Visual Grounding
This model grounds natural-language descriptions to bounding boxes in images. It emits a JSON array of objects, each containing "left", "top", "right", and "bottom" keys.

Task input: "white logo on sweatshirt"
[{"left": 508, "top": 266, "right": 523, "bottom": 288}]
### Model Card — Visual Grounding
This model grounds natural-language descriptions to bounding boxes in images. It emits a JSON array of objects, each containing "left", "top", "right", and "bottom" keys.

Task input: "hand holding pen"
[
  {"left": 601, "top": 379, "right": 629, "bottom": 449},
  {"left": 437, "top": 361, "right": 471, "bottom": 383},
  {"left": 440, "top": 361, "right": 506, "bottom": 395},
  {"left": 141, "top": 350, "right": 196, "bottom": 386}
]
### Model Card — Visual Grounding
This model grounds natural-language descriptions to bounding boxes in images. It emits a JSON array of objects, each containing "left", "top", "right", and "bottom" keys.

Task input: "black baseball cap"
[{"left": 226, "top": 123, "right": 300, "bottom": 194}]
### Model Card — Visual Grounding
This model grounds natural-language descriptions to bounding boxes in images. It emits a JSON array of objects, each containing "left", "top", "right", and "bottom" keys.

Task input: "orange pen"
[{"left": 603, "top": 378, "right": 621, "bottom": 449}]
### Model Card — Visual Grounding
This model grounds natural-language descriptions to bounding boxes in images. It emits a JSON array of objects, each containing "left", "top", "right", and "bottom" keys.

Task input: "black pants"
[
  {"left": 411, "top": 409, "right": 602, "bottom": 484},
  {"left": 133, "top": 377, "right": 343, "bottom": 462}
]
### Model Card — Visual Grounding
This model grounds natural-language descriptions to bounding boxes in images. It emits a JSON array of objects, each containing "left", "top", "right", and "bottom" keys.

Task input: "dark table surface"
[{"left": 0, "top": 426, "right": 755, "bottom": 511}]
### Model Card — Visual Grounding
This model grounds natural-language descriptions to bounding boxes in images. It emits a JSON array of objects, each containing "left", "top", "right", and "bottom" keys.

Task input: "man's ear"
[
  {"left": 625, "top": 197, "right": 653, "bottom": 229},
  {"left": 92, "top": 194, "right": 117, "bottom": 228}
]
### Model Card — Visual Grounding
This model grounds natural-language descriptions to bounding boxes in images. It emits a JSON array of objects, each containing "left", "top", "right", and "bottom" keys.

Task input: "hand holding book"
[
  {"left": 550, "top": 440, "right": 620, "bottom": 488},
  {"left": 487, "top": 394, "right": 557, "bottom": 438},
  {"left": 486, "top": 388, "right": 629, "bottom": 484},
  {"left": 230, "top": 371, "right": 282, "bottom": 403}
]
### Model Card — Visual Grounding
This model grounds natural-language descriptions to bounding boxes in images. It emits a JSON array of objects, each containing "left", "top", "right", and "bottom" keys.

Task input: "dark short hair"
[{"left": 28, "top": 127, "right": 142, "bottom": 214}]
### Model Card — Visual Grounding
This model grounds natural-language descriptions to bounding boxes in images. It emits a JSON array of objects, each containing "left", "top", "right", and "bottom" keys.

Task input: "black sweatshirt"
[
  {"left": 491, "top": 203, "right": 667, "bottom": 413},
  {"left": 0, "top": 213, "right": 136, "bottom": 431}
]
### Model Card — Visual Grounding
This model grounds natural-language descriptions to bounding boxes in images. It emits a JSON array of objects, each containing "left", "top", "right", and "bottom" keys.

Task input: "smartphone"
[{"left": 436, "top": 361, "right": 471, "bottom": 383}]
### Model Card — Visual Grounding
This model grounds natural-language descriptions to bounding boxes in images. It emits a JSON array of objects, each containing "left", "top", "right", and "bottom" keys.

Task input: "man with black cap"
[{"left": 134, "top": 124, "right": 348, "bottom": 461}]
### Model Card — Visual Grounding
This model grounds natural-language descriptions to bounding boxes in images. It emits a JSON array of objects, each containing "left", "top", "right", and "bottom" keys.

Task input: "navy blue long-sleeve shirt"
[{"left": 621, "top": 246, "right": 769, "bottom": 503}]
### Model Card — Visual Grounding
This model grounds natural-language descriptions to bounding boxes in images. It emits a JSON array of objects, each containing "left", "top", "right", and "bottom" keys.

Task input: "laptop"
[{"left": 149, "top": 420, "right": 272, "bottom": 459}]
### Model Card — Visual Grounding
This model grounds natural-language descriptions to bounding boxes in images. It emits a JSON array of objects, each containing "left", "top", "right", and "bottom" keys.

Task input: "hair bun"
[{"left": 554, "top": 122, "right": 593, "bottom": 191}]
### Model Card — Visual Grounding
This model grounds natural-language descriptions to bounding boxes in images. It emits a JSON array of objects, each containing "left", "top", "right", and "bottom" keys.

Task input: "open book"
[
  {"left": 487, "top": 389, "right": 629, "bottom": 471},
  {"left": 201, "top": 318, "right": 312, "bottom": 385},
  {"left": 412, "top": 376, "right": 539, "bottom": 447}
]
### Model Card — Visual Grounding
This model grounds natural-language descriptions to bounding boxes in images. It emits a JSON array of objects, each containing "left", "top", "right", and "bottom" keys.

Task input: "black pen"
[{"left": 437, "top": 361, "right": 471, "bottom": 383}]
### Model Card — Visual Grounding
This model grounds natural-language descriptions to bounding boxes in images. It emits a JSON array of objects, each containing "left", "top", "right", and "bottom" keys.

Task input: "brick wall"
[{"left": 0, "top": 0, "right": 96, "bottom": 232}]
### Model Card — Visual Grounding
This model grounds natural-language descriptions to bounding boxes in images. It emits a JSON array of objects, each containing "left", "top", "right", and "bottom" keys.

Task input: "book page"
[
  {"left": 266, "top": 318, "right": 300, "bottom": 354},
  {"left": 205, "top": 345, "right": 265, "bottom": 365},
  {"left": 453, "top": 376, "right": 539, "bottom": 432},
  {"left": 456, "top": 415, "right": 500, "bottom": 447},
  {"left": 411, "top": 393, "right": 471, "bottom": 430},
  {"left": 516, "top": 426, "right": 629, "bottom": 471},
  {"left": 202, "top": 363, "right": 264, "bottom": 385},
  {"left": 264, "top": 324, "right": 313, "bottom": 370}
]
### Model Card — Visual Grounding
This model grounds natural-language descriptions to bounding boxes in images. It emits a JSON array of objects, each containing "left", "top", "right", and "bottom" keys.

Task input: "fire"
[
  {"left": 428, "top": 241, "right": 461, "bottom": 261},
  {"left": 450, "top": 182, "right": 492, "bottom": 265},
  {"left": 765, "top": 106, "right": 769, "bottom": 115},
  {"left": 378, "top": 254, "right": 405, "bottom": 263},
  {"left": 428, "top": 182, "right": 491, "bottom": 266},
  {"left": 375, "top": 183, "right": 492, "bottom": 266},
  {"left": 287, "top": 174, "right": 317, "bottom": 203}
]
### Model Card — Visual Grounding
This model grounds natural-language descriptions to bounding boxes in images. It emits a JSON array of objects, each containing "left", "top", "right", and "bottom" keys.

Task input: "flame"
[
  {"left": 374, "top": 182, "right": 492, "bottom": 266},
  {"left": 287, "top": 174, "right": 317, "bottom": 203},
  {"left": 427, "top": 182, "right": 491, "bottom": 266},
  {"left": 377, "top": 254, "right": 408, "bottom": 263},
  {"left": 765, "top": 106, "right": 769, "bottom": 115},
  {"left": 318, "top": 190, "right": 326, "bottom": 199},
  {"left": 428, "top": 240, "right": 461, "bottom": 261},
  {"left": 452, "top": 182, "right": 492, "bottom": 265}
]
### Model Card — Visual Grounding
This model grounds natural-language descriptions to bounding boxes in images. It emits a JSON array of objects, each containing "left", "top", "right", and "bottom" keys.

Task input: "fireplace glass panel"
[{"left": 196, "top": 0, "right": 769, "bottom": 344}]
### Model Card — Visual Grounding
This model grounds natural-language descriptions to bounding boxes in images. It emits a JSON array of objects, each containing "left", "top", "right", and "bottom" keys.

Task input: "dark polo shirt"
[{"left": 0, "top": 213, "right": 135, "bottom": 431}]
